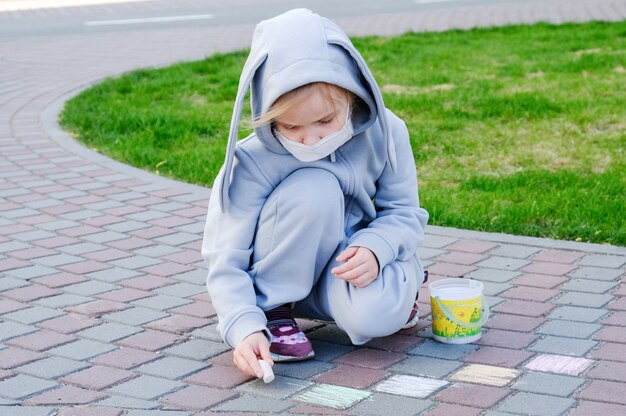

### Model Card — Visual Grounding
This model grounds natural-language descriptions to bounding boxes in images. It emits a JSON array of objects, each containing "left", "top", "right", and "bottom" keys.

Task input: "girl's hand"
[
  {"left": 233, "top": 331, "right": 273, "bottom": 378},
  {"left": 331, "top": 246, "right": 380, "bottom": 288}
]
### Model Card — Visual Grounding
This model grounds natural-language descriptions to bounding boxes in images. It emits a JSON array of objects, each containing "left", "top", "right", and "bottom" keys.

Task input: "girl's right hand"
[{"left": 233, "top": 331, "right": 274, "bottom": 378}]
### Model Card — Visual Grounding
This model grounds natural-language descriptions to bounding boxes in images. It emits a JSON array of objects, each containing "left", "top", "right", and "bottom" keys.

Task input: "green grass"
[{"left": 60, "top": 21, "right": 626, "bottom": 246}]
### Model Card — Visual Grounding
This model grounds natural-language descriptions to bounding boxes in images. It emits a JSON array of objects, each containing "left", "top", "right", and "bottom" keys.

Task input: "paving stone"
[
  {"left": 0, "top": 321, "right": 38, "bottom": 342},
  {"left": 559, "top": 278, "right": 619, "bottom": 294},
  {"left": 332, "top": 348, "right": 406, "bottom": 370},
  {"left": 374, "top": 374, "right": 448, "bottom": 398},
  {"left": 61, "top": 365, "right": 137, "bottom": 389},
  {"left": 144, "top": 314, "right": 207, "bottom": 334},
  {"left": 1, "top": 284, "right": 61, "bottom": 302},
  {"left": 93, "top": 395, "right": 160, "bottom": 410},
  {"left": 0, "top": 276, "right": 29, "bottom": 292},
  {"left": 184, "top": 365, "right": 253, "bottom": 389},
  {"left": 481, "top": 281, "right": 511, "bottom": 296},
  {"left": 137, "top": 356, "right": 208, "bottom": 380},
  {"left": 512, "top": 273, "right": 568, "bottom": 289},
  {"left": 548, "top": 306, "right": 608, "bottom": 323},
  {"left": 160, "top": 385, "right": 238, "bottom": 411},
  {"left": 88, "top": 267, "right": 142, "bottom": 283},
  {"left": 104, "top": 306, "right": 168, "bottom": 326},
  {"left": 536, "top": 320, "right": 601, "bottom": 339},
  {"left": 154, "top": 282, "right": 205, "bottom": 298},
  {"left": 484, "top": 313, "right": 544, "bottom": 332},
  {"left": 120, "top": 275, "right": 176, "bottom": 291},
  {"left": 489, "top": 244, "right": 540, "bottom": 259},
  {"left": 308, "top": 326, "right": 353, "bottom": 346},
  {"left": 513, "top": 371, "right": 586, "bottom": 396},
  {"left": 294, "top": 383, "right": 371, "bottom": 410},
  {"left": 311, "top": 364, "right": 385, "bottom": 389},
  {"left": 47, "top": 339, "right": 117, "bottom": 360},
  {"left": 111, "top": 255, "right": 161, "bottom": 270},
  {"left": 436, "top": 251, "right": 487, "bottom": 265},
  {"left": 56, "top": 408, "right": 124, "bottom": 416},
  {"left": 170, "top": 301, "right": 216, "bottom": 319},
  {"left": 555, "top": 292, "right": 613, "bottom": 308},
  {"left": 34, "top": 253, "right": 82, "bottom": 267},
  {"left": 408, "top": 339, "right": 478, "bottom": 360},
  {"left": 524, "top": 354, "right": 594, "bottom": 376},
  {"left": 63, "top": 281, "right": 117, "bottom": 296},
  {"left": 211, "top": 393, "right": 292, "bottom": 413},
  {"left": 107, "top": 375, "right": 185, "bottom": 400},
  {"left": 492, "top": 299, "right": 555, "bottom": 317},
  {"left": 0, "top": 406, "right": 56, "bottom": 416},
  {"left": 593, "top": 326, "right": 626, "bottom": 344},
  {"left": 5, "top": 330, "right": 76, "bottom": 352},
  {"left": 423, "top": 236, "right": 458, "bottom": 249},
  {"left": 476, "top": 329, "right": 539, "bottom": 349},
  {"left": 25, "top": 385, "right": 107, "bottom": 405},
  {"left": 568, "top": 400, "right": 626, "bottom": 416},
  {"left": 78, "top": 322, "right": 142, "bottom": 343},
  {"left": 435, "top": 382, "right": 511, "bottom": 408},
  {"left": 522, "top": 262, "right": 576, "bottom": 276},
  {"left": 58, "top": 242, "right": 107, "bottom": 255},
  {"left": 36, "top": 313, "right": 99, "bottom": 334},
  {"left": 608, "top": 296, "right": 626, "bottom": 311},
  {"left": 237, "top": 375, "right": 312, "bottom": 400},
  {"left": 585, "top": 360, "right": 626, "bottom": 383},
  {"left": 465, "top": 345, "right": 533, "bottom": 368},
  {"left": 530, "top": 336, "right": 597, "bottom": 356},
  {"left": 91, "top": 347, "right": 161, "bottom": 369},
  {"left": 579, "top": 254, "right": 626, "bottom": 268},
  {"left": 270, "top": 359, "right": 335, "bottom": 380},
  {"left": 423, "top": 403, "right": 483, "bottom": 416},
  {"left": 532, "top": 249, "right": 585, "bottom": 264},
  {"left": 426, "top": 262, "right": 477, "bottom": 278},
  {"left": 496, "top": 392, "right": 575, "bottom": 415},
  {"left": 34, "top": 293, "right": 93, "bottom": 308},
  {"left": 164, "top": 339, "right": 228, "bottom": 360},
  {"left": 33, "top": 272, "right": 87, "bottom": 288},
  {"left": 467, "top": 269, "right": 520, "bottom": 284},
  {"left": 391, "top": 356, "right": 463, "bottom": 378},
  {"left": 15, "top": 356, "right": 89, "bottom": 379},
  {"left": 602, "top": 310, "right": 626, "bottom": 326},
  {"left": 589, "top": 342, "right": 626, "bottom": 363},
  {"left": 2, "top": 306, "right": 64, "bottom": 324},
  {"left": 450, "top": 364, "right": 520, "bottom": 387},
  {"left": 0, "top": 373, "right": 57, "bottom": 399},
  {"left": 6, "top": 264, "right": 57, "bottom": 279},
  {"left": 570, "top": 267, "right": 624, "bottom": 281},
  {"left": 117, "top": 329, "right": 185, "bottom": 352},
  {"left": 477, "top": 257, "right": 531, "bottom": 271},
  {"left": 132, "top": 294, "right": 192, "bottom": 311}
]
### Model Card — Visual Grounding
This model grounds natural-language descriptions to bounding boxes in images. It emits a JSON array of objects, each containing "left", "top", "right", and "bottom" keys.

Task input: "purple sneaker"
[{"left": 265, "top": 304, "right": 314, "bottom": 362}]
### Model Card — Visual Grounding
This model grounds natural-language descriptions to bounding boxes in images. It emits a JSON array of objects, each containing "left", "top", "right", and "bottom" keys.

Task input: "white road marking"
[
  {"left": 84, "top": 14, "right": 214, "bottom": 26},
  {"left": 0, "top": 0, "right": 150, "bottom": 12}
]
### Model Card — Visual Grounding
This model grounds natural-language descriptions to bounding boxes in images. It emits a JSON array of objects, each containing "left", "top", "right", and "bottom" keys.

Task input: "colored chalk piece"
[
  {"left": 374, "top": 374, "right": 448, "bottom": 398},
  {"left": 524, "top": 354, "right": 593, "bottom": 376},
  {"left": 296, "top": 383, "right": 371, "bottom": 409},
  {"left": 258, "top": 359, "right": 274, "bottom": 383},
  {"left": 450, "top": 364, "right": 520, "bottom": 387}
]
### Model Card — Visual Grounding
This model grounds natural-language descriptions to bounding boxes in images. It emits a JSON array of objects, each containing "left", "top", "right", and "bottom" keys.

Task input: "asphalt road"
[{"left": 0, "top": 0, "right": 543, "bottom": 39}]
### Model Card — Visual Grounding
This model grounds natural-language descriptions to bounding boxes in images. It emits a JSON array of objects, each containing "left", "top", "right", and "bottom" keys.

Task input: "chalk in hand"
[{"left": 258, "top": 359, "right": 274, "bottom": 383}]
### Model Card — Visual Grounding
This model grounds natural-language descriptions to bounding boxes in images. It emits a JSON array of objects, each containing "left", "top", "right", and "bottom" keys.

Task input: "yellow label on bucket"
[{"left": 431, "top": 296, "right": 482, "bottom": 338}]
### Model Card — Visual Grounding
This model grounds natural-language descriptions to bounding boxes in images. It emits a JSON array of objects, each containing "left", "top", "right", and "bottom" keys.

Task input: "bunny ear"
[
  {"left": 218, "top": 51, "right": 268, "bottom": 212},
  {"left": 327, "top": 36, "right": 397, "bottom": 174}
]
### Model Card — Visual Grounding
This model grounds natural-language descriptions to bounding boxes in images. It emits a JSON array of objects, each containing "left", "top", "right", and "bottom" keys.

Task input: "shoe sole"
[
  {"left": 270, "top": 350, "right": 315, "bottom": 362},
  {"left": 401, "top": 314, "right": 419, "bottom": 330}
]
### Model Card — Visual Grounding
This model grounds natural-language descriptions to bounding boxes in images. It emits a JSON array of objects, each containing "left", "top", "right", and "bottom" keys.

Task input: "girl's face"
[{"left": 273, "top": 87, "right": 349, "bottom": 146}]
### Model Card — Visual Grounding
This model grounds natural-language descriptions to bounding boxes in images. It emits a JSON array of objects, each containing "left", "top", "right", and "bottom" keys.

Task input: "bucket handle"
[{"left": 433, "top": 295, "right": 490, "bottom": 329}]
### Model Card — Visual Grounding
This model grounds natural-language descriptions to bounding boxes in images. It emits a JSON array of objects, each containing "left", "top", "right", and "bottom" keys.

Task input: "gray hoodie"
[{"left": 202, "top": 8, "right": 429, "bottom": 348}]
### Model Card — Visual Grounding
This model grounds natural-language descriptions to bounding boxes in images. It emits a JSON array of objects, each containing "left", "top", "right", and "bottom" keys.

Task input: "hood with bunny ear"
[{"left": 218, "top": 8, "right": 396, "bottom": 212}]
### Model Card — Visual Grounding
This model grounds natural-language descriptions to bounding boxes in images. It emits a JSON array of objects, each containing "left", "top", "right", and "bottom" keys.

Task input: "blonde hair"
[{"left": 251, "top": 82, "right": 354, "bottom": 128}]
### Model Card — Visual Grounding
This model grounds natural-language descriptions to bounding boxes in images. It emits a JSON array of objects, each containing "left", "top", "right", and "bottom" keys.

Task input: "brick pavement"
[{"left": 1, "top": 0, "right": 626, "bottom": 414}]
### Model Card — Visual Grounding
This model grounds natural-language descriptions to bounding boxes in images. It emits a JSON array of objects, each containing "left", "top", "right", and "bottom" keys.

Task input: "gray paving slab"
[
  {"left": 0, "top": 276, "right": 29, "bottom": 292},
  {"left": 554, "top": 292, "right": 614, "bottom": 308},
  {"left": 559, "top": 278, "right": 619, "bottom": 294},
  {"left": 0, "top": 406, "right": 56, "bottom": 416},
  {"left": 62, "top": 281, "right": 117, "bottom": 296},
  {"left": 15, "top": 356, "right": 90, "bottom": 379},
  {"left": 536, "top": 320, "right": 602, "bottom": 339},
  {"left": 0, "top": 321, "right": 38, "bottom": 342},
  {"left": 96, "top": 395, "right": 161, "bottom": 409},
  {"left": 136, "top": 356, "right": 208, "bottom": 379},
  {"left": 272, "top": 359, "right": 336, "bottom": 380},
  {"left": 34, "top": 294, "right": 93, "bottom": 308},
  {"left": 496, "top": 392, "right": 575, "bottom": 416},
  {"left": 164, "top": 339, "right": 229, "bottom": 360},
  {"left": 350, "top": 392, "right": 433, "bottom": 415},
  {"left": 513, "top": 371, "right": 586, "bottom": 397},
  {"left": 529, "top": 336, "right": 597, "bottom": 357},
  {"left": 154, "top": 283, "right": 205, "bottom": 298},
  {"left": 391, "top": 356, "right": 463, "bottom": 378},
  {"left": 47, "top": 339, "right": 117, "bottom": 360},
  {"left": 213, "top": 393, "right": 294, "bottom": 413},
  {"left": 579, "top": 254, "right": 626, "bottom": 268},
  {"left": 87, "top": 267, "right": 142, "bottom": 283},
  {"left": 107, "top": 375, "right": 185, "bottom": 400},
  {"left": 5, "top": 265, "right": 57, "bottom": 280},
  {"left": 467, "top": 268, "right": 520, "bottom": 283},
  {"left": 78, "top": 322, "right": 142, "bottom": 343},
  {"left": 236, "top": 376, "right": 312, "bottom": 399},
  {"left": 2, "top": 306, "right": 65, "bottom": 325},
  {"left": 103, "top": 307, "right": 168, "bottom": 326},
  {"left": 548, "top": 306, "right": 609, "bottom": 323},
  {"left": 131, "top": 294, "right": 191, "bottom": 311},
  {"left": 0, "top": 374, "right": 57, "bottom": 399},
  {"left": 408, "top": 339, "right": 479, "bottom": 360},
  {"left": 569, "top": 267, "right": 624, "bottom": 281}
]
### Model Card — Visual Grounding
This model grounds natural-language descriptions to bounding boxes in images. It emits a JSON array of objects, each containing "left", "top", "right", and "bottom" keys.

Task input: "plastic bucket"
[{"left": 429, "top": 278, "right": 490, "bottom": 344}]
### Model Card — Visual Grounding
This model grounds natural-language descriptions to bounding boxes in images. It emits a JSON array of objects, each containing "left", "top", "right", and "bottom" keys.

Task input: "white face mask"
[{"left": 274, "top": 109, "right": 354, "bottom": 162}]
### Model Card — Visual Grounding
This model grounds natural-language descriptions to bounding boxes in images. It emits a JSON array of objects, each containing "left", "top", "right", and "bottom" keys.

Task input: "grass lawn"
[{"left": 60, "top": 21, "right": 626, "bottom": 246}]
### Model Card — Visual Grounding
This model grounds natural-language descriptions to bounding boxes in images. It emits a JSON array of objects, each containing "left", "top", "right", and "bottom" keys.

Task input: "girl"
[{"left": 202, "top": 8, "right": 429, "bottom": 378}]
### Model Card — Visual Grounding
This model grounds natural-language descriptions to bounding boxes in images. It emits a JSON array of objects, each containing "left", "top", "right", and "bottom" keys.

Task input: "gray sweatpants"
[{"left": 249, "top": 168, "right": 424, "bottom": 345}]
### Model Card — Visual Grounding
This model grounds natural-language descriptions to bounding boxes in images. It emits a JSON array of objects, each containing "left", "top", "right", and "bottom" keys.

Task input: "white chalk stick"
[{"left": 258, "top": 359, "right": 274, "bottom": 383}]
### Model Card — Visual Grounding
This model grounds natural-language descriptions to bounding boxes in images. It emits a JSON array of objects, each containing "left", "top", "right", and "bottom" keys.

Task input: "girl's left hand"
[{"left": 331, "top": 246, "right": 380, "bottom": 288}]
